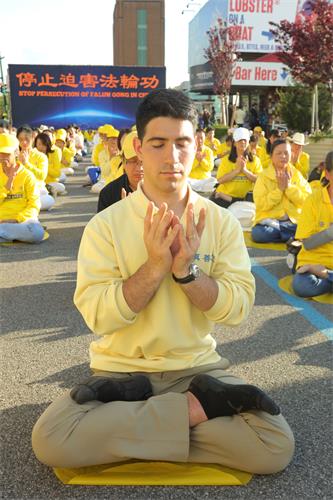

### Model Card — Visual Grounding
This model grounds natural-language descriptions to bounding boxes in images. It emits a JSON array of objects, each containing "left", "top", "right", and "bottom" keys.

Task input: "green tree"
[{"left": 277, "top": 84, "right": 331, "bottom": 132}]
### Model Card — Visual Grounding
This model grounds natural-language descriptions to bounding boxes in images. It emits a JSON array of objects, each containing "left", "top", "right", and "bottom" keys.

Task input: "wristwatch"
[{"left": 172, "top": 263, "right": 201, "bottom": 284}]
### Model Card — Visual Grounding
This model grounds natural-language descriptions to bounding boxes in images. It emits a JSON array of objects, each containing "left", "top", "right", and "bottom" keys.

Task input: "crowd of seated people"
[{"left": 1, "top": 113, "right": 331, "bottom": 301}]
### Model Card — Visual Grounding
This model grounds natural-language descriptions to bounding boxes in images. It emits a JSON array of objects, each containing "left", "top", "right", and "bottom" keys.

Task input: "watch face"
[{"left": 190, "top": 263, "right": 200, "bottom": 278}]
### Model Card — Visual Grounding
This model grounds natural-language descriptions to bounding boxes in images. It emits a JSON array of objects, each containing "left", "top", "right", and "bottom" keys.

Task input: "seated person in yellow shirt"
[
  {"left": 35, "top": 132, "right": 67, "bottom": 196},
  {"left": 91, "top": 126, "right": 107, "bottom": 167},
  {"left": 55, "top": 129, "right": 76, "bottom": 176},
  {"left": 252, "top": 139, "right": 311, "bottom": 243},
  {"left": 90, "top": 125, "right": 119, "bottom": 194},
  {"left": 249, "top": 134, "right": 263, "bottom": 159},
  {"left": 16, "top": 125, "right": 54, "bottom": 211},
  {"left": 210, "top": 127, "right": 262, "bottom": 209},
  {"left": 85, "top": 126, "right": 107, "bottom": 186},
  {"left": 0, "top": 134, "right": 44, "bottom": 243},
  {"left": 258, "top": 129, "right": 281, "bottom": 169},
  {"left": 32, "top": 89, "right": 294, "bottom": 476},
  {"left": 188, "top": 128, "right": 215, "bottom": 192},
  {"left": 215, "top": 134, "right": 233, "bottom": 166},
  {"left": 83, "top": 129, "right": 95, "bottom": 154},
  {"left": 290, "top": 133, "right": 310, "bottom": 179},
  {"left": 204, "top": 127, "right": 220, "bottom": 157},
  {"left": 97, "top": 131, "right": 143, "bottom": 212},
  {"left": 253, "top": 126, "right": 267, "bottom": 149},
  {"left": 103, "top": 128, "right": 131, "bottom": 187},
  {"left": 292, "top": 151, "right": 333, "bottom": 297}
]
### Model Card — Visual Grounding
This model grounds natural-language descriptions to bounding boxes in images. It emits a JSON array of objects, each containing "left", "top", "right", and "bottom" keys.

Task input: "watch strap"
[{"left": 172, "top": 272, "right": 196, "bottom": 284}]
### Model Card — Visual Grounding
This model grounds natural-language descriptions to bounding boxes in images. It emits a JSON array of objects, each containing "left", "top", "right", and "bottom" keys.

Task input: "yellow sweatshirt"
[
  {"left": 253, "top": 163, "right": 312, "bottom": 225},
  {"left": 98, "top": 149, "right": 119, "bottom": 181},
  {"left": 74, "top": 183, "right": 255, "bottom": 373},
  {"left": 205, "top": 137, "right": 221, "bottom": 156},
  {"left": 105, "top": 155, "right": 124, "bottom": 185},
  {"left": 0, "top": 165, "right": 41, "bottom": 222},
  {"left": 258, "top": 135, "right": 267, "bottom": 149},
  {"left": 84, "top": 131, "right": 95, "bottom": 142},
  {"left": 216, "top": 155, "right": 262, "bottom": 198},
  {"left": 295, "top": 184, "right": 333, "bottom": 269},
  {"left": 189, "top": 145, "right": 214, "bottom": 180},
  {"left": 92, "top": 143, "right": 105, "bottom": 166},
  {"left": 217, "top": 142, "right": 231, "bottom": 158},
  {"left": 46, "top": 148, "right": 62, "bottom": 183},
  {"left": 61, "top": 147, "right": 75, "bottom": 168},
  {"left": 23, "top": 148, "right": 48, "bottom": 190},
  {"left": 258, "top": 146, "right": 271, "bottom": 169},
  {"left": 291, "top": 151, "right": 310, "bottom": 179}
]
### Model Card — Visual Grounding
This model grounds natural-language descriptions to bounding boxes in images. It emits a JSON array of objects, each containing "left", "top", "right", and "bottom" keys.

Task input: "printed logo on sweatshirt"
[
  {"left": 7, "top": 193, "right": 23, "bottom": 200},
  {"left": 194, "top": 253, "right": 215, "bottom": 263}
]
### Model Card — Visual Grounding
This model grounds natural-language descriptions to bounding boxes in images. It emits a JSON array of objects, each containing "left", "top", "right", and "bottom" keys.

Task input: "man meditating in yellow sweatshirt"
[{"left": 32, "top": 90, "right": 294, "bottom": 475}]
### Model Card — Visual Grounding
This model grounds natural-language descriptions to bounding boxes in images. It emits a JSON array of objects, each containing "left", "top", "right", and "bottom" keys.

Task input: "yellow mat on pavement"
[
  {"left": 54, "top": 460, "right": 252, "bottom": 486},
  {"left": 278, "top": 275, "right": 333, "bottom": 304},
  {"left": 0, "top": 231, "right": 49, "bottom": 246},
  {"left": 243, "top": 232, "right": 286, "bottom": 251}
]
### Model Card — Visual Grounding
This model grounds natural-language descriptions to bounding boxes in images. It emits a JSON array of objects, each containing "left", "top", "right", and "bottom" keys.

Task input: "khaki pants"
[{"left": 32, "top": 361, "right": 294, "bottom": 474}]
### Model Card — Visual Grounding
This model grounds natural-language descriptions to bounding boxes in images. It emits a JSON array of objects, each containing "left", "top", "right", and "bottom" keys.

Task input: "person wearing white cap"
[
  {"left": 0, "top": 133, "right": 45, "bottom": 243},
  {"left": 97, "top": 131, "right": 144, "bottom": 212},
  {"left": 252, "top": 139, "right": 311, "bottom": 243},
  {"left": 210, "top": 127, "right": 262, "bottom": 209},
  {"left": 290, "top": 133, "right": 310, "bottom": 179}
]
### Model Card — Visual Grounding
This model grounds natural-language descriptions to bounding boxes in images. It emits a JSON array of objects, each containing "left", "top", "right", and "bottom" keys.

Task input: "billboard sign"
[
  {"left": 227, "top": 0, "right": 298, "bottom": 52},
  {"left": 189, "top": 0, "right": 299, "bottom": 69},
  {"left": 190, "top": 60, "right": 291, "bottom": 90},
  {"left": 8, "top": 64, "right": 166, "bottom": 128}
]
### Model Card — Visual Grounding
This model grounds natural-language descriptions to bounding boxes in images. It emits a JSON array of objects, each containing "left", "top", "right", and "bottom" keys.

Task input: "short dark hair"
[
  {"left": 250, "top": 134, "right": 258, "bottom": 144},
  {"left": 136, "top": 89, "right": 198, "bottom": 140},
  {"left": 205, "top": 126, "right": 214, "bottom": 133},
  {"left": 266, "top": 129, "right": 282, "bottom": 154},
  {"left": 270, "top": 138, "right": 289, "bottom": 156},
  {"left": 196, "top": 128, "right": 205, "bottom": 135},
  {"left": 322, "top": 150, "right": 333, "bottom": 186},
  {"left": 325, "top": 150, "right": 333, "bottom": 172},
  {"left": 0, "top": 119, "right": 9, "bottom": 129},
  {"left": 17, "top": 125, "right": 33, "bottom": 137},
  {"left": 117, "top": 128, "right": 131, "bottom": 150}
]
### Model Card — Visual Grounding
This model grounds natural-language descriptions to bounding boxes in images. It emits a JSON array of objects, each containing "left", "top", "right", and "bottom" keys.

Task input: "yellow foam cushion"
[
  {"left": 54, "top": 460, "right": 252, "bottom": 486},
  {"left": 0, "top": 231, "right": 49, "bottom": 246},
  {"left": 243, "top": 231, "right": 286, "bottom": 251},
  {"left": 279, "top": 275, "right": 333, "bottom": 304}
]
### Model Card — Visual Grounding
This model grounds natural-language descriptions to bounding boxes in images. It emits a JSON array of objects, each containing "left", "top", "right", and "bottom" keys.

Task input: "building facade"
[
  {"left": 113, "top": 0, "right": 165, "bottom": 67},
  {"left": 188, "top": 0, "right": 312, "bottom": 126}
]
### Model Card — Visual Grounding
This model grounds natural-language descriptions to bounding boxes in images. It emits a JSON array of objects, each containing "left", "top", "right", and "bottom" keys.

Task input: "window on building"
[{"left": 137, "top": 9, "right": 147, "bottom": 66}]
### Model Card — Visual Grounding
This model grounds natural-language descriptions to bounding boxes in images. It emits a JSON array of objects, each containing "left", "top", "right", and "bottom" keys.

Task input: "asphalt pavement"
[{"left": 1, "top": 159, "right": 332, "bottom": 500}]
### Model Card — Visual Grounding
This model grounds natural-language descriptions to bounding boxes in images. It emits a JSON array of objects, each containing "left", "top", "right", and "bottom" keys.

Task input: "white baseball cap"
[{"left": 233, "top": 127, "right": 250, "bottom": 143}]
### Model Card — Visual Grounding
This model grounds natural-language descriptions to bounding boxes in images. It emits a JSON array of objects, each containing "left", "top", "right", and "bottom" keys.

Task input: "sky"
[{"left": 0, "top": 0, "right": 209, "bottom": 88}]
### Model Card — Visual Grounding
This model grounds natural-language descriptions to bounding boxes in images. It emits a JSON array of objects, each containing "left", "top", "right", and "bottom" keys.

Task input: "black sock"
[
  {"left": 188, "top": 374, "right": 280, "bottom": 418},
  {"left": 70, "top": 375, "right": 153, "bottom": 405}
]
